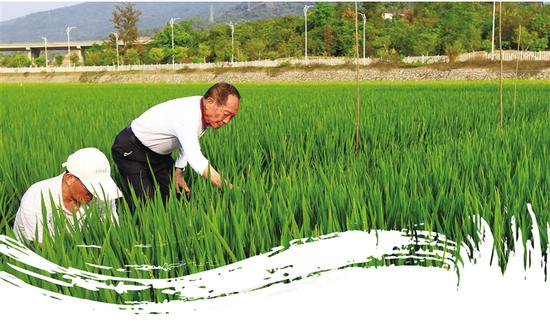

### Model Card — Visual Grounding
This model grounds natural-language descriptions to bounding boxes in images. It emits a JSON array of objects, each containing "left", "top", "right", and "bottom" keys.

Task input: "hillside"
[{"left": 0, "top": 2, "right": 311, "bottom": 43}]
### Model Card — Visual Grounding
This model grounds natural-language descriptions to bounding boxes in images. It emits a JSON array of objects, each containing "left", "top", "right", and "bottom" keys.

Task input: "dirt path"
[{"left": 2, "top": 66, "right": 549, "bottom": 83}]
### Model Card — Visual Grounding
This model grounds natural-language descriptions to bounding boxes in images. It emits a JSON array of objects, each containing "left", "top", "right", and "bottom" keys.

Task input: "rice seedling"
[{"left": 0, "top": 81, "right": 548, "bottom": 304}]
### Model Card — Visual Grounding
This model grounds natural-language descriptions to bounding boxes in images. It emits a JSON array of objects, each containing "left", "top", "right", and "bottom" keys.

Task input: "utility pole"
[
  {"left": 209, "top": 4, "right": 214, "bottom": 23},
  {"left": 228, "top": 21, "right": 235, "bottom": 64},
  {"left": 354, "top": 2, "right": 360, "bottom": 157},
  {"left": 359, "top": 13, "right": 366, "bottom": 64},
  {"left": 304, "top": 5, "right": 313, "bottom": 65},
  {"left": 491, "top": 1, "right": 496, "bottom": 57},
  {"left": 499, "top": 1, "right": 503, "bottom": 132},
  {"left": 170, "top": 17, "right": 180, "bottom": 69},
  {"left": 111, "top": 32, "right": 120, "bottom": 68},
  {"left": 66, "top": 26, "right": 76, "bottom": 67},
  {"left": 513, "top": 24, "right": 522, "bottom": 114},
  {"left": 40, "top": 37, "right": 48, "bottom": 67}
]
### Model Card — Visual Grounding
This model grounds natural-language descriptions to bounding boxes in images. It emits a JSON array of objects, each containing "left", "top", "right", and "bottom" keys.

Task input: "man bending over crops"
[
  {"left": 13, "top": 148, "right": 122, "bottom": 247},
  {"left": 111, "top": 82, "right": 239, "bottom": 202}
]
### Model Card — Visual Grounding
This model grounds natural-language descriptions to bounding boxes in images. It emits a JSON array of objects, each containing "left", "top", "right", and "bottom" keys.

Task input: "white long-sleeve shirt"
[
  {"left": 13, "top": 174, "right": 118, "bottom": 243},
  {"left": 131, "top": 96, "right": 209, "bottom": 174}
]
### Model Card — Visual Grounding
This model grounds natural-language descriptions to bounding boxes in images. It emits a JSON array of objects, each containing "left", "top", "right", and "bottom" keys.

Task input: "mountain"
[{"left": 0, "top": 2, "right": 311, "bottom": 43}]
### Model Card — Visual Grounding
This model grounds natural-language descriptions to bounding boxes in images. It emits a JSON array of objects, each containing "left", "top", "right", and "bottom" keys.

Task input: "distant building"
[
  {"left": 382, "top": 12, "right": 406, "bottom": 20},
  {"left": 382, "top": 12, "right": 394, "bottom": 20}
]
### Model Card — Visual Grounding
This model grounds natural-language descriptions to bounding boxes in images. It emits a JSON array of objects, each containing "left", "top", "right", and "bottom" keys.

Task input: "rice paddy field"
[{"left": 0, "top": 81, "right": 549, "bottom": 304}]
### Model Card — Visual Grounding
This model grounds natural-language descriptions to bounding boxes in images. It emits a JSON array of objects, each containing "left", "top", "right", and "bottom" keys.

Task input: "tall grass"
[{"left": 0, "top": 81, "right": 549, "bottom": 303}]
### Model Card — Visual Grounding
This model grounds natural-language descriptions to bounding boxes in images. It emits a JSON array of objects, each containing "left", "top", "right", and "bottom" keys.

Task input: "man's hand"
[
  {"left": 175, "top": 168, "right": 191, "bottom": 199},
  {"left": 202, "top": 164, "right": 222, "bottom": 188},
  {"left": 202, "top": 165, "right": 236, "bottom": 189}
]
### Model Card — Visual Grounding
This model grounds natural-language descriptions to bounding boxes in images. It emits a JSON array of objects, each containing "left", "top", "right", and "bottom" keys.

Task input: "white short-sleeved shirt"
[
  {"left": 12, "top": 174, "right": 118, "bottom": 243},
  {"left": 131, "top": 96, "right": 209, "bottom": 174}
]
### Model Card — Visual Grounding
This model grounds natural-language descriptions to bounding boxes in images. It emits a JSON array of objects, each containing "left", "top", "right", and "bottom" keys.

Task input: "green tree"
[
  {"left": 112, "top": 2, "right": 142, "bottom": 51},
  {"left": 102, "top": 49, "right": 117, "bottom": 66},
  {"left": 150, "top": 20, "right": 194, "bottom": 51},
  {"left": 172, "top": 47, "right": 189, "bottom": 63},
  {"left": 84, "top": 43, "right": 104, "bottom": 66},
  {"left": 246, "top": 39, "right": 266, "bottom": 60},
  {"left": 234, "top": 42, "right": 248, "bottom": 61},
  {"left": 54, "top": 54, "right": 64, "bottom": 66},
  {"left": 35, "top": 55, "right": 46, "bottom": 67},
  {"left": 411, "top": 29, "right": 439, "bottom": 56},
  {"left": 1, "top": 55, "right": 13, "bottom": 67},
  {"left": 148, "top": 47, "right": 165, "bottom": 64},
  {"left": 437, "top": 2, "right": 483, "bottom": 54},
  {"left": 517, "top": 26, "right": 549, "bottom": 51},
  {"left": 197, "top": 43, "right": 211, "bottom": 63},
  {"left": 388, "top": 16, "right": 413, "bottom": 56},
  {"left": 69, "top": 53, "right": 80, "bottom": 66},
  {"left": 307, "top": 2, "right": 336, "bottom": 56},
  {"left": 84, "top": 51, "right": 103, "bottom": 66},
  {"left": 9, "top": 54, "right": 31, "bottom": 67},
  {"left": 444, "top": 42, "right": 464, "bottom": 63},
  {"left": 0, "top": 53, "right": 7, "bottom": 67},
  {"left": 322, "top": 25, "right": 335, "bottom": 56},
  {"left": 310, "top": 2, "right": 335, "bottom": 29},
  {"left": 526, "top": 5, "right": 550, "bottom": 50},
  {"left": 212, "top": 41, "right": 231, "bottom": 62},
  {"left": 124, "top": 48, "right": 141, "bottom": 65}
]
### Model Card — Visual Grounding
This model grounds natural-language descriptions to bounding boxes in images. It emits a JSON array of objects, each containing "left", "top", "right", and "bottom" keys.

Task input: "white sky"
[{"left": 0, "top": 2, "right": 81, "bottom": 22}]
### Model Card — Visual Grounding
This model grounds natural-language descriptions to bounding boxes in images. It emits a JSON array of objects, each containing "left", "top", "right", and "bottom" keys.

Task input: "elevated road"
[{"left": 0, "top": 37, "right": 151, "bottom": 61}]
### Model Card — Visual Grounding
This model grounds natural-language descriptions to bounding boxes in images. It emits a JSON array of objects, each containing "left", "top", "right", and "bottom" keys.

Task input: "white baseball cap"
[{"left": 62, "top": 147, "right": 122, "bottom": 200}]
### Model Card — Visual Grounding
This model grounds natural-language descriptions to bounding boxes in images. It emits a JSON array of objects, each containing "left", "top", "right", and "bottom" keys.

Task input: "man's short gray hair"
[{"left": 203, "top": 82, "right": 241, "bottom": 105}]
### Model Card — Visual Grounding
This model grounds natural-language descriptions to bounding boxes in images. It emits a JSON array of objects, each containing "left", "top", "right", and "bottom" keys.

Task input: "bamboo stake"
[
  {"left": 354, "top": 2, "right": 360, "bottom": 157},
  {"left": 513, "top": 24, "right": 521, "bottom": 114},
  {"left": 499, "top": 1, "right": 504, "bottom": 132}
]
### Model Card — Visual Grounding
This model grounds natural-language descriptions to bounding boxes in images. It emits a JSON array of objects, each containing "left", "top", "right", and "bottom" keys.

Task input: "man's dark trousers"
[{"left": 112, "top": 126, "right": 174, "bottom": 203}]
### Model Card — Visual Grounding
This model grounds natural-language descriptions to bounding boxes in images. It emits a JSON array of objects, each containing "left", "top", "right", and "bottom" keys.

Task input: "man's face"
[
  {"left": 67, "top": 174, "right": 93, "bottom": 204},
  {"left": 205, "top": 94, "right": 239, "bottom": 129}
]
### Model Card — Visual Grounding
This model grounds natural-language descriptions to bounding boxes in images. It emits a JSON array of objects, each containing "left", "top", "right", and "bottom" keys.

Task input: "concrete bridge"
[
  {"left": 0, "top": 40, "right": 103, "bottom": 62},
  {"left": 0, "top": 37, "right": 151, "bottom": 63}
]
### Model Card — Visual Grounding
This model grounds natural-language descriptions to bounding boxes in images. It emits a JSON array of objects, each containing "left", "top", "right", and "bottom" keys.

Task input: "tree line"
[{"left": 1, "top": 2, "right": 549, "bottom": 67}]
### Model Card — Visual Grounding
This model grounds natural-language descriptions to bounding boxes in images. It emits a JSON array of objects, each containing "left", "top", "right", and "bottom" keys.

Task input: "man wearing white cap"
[{"left": 12, "top": 148, "right": 122, "bottom": 246}]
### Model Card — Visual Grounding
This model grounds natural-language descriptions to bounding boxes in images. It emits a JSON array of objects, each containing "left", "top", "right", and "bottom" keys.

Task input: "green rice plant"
[{"left": 0, "top": 81, "right": 549, "bottom": 304}]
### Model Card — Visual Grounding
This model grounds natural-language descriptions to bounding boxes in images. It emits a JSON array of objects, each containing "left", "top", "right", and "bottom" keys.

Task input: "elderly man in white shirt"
[
  {"left": 13, "top": 148, "right": 122, "bottom": 247},
  {"left": 111, "top": 82, "right": 240, "bottom": 202}
]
